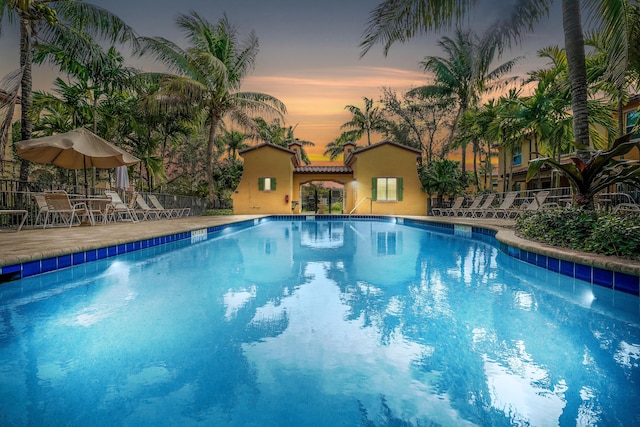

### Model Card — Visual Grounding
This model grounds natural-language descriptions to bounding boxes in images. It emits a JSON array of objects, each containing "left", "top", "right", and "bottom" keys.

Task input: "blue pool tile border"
[
  {"left": 1, "top": 216, "right": 638, "bottom": 296},
  {"left": 0, "top": 219, "right": 257, "bottom": 283}
]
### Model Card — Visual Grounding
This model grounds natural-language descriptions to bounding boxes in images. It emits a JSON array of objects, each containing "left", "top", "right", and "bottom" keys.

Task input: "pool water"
[{"left": 1, "top": 219, "right": 639, "bottom": 426}]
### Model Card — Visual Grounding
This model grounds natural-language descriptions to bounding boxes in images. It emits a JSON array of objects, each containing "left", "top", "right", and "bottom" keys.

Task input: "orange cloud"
[{"left": 243, "top": 66, "right": 426, "bottom": 161}]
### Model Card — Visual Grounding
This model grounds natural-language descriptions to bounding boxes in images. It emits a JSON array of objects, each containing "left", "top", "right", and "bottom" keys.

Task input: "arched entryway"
[{"left": 299, "top": 181, "right": 344, "bottom": 214}]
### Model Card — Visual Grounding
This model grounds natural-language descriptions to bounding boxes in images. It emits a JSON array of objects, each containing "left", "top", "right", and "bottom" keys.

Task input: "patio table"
[{"left": 68, "top": 196, "right": 111, "bottom": 225}]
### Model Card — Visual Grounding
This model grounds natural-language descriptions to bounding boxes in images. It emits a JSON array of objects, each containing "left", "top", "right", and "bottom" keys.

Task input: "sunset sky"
[{"left": 0, "top": 0, "right": 565, "bottom": 163}]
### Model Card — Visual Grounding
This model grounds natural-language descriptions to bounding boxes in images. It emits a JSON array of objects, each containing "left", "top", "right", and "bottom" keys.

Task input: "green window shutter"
[
  {"left": 272, "top": 177, "right": 276, "bottom": 190},
  {"left": 258, "top": 177, "right": 264, "bottom": 191},
  {"left": 397, "top": 178, "right": 403, "bottom": 201},
  {"left": 371, "top": 178, "right": 377, "bottom": 201}
]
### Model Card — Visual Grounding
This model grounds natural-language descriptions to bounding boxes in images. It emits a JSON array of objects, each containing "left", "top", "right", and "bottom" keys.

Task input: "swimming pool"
[{"left": 1, "top": 218, "right": 639, "bottom": 426}]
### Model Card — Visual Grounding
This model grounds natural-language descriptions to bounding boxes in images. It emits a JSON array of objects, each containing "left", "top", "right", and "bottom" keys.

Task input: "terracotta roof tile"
[{"left": 294, "top": 165, "right": 352, "bottom": 174}]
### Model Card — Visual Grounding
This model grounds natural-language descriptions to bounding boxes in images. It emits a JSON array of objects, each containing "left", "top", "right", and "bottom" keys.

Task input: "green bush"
[
  {"left": 202, "top": 209, "right": 233, "bottom": 216},
  {"left": 515, "top": 208, "right": 640, "bottom": 259}
]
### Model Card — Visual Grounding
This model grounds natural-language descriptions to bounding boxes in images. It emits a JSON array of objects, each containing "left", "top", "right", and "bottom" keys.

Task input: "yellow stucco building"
[{"left": 232, "top": 140, "right": 428, "bottom": 215}]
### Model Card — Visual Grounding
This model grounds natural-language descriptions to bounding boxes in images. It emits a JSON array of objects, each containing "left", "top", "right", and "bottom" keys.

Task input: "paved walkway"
[
  {"left": 1, "top": 215, "right": 638, "bottom": 277},
  {"left": 0, "top": 215, "right": 263, "bottom": 267}
]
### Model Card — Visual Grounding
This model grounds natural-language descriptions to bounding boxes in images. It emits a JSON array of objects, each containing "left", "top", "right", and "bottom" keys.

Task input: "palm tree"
[
  {"left": 220, "top": 127, "right": 250, "bottom": 160},
  {"left": 34, "top": 41, "right": 138, "bottom": 134},
  {"left": 341, "top": 97, "right": 387, "bottom": 145},
  {"left": 491, "top": 88, "right": 525, "bottom": 192},
  {"left": 363, "top": 0, "right": 637, "bottom": 158},
  {"left": 30, "top": 77, "right": 92, "bottom": 130},
  {"left": 455, "top": 100, "right": 502, "bottom": 190},
  {"left": 415, "top": 29, "right": 521, "bottom": 179},
  {"left": 324, "top": 130, "right": 360, "bottom": 161},
  {"left": 0, "top": 69, "right": 21, "bottom": 159},
  {"left": 253, "top": 117, "right": 315, "bottom": 164},
  {"left": 138, "top": 12, "right": 286, "bottom": 205},
  {"left": 419, "top": 158, "right": 464, "bottom": 211},
  {"left": 586, "top": 30, "right": 640, "bottom": 137},
  {"left": 0, "top": 0, "right": 137, "bottom": 183}
]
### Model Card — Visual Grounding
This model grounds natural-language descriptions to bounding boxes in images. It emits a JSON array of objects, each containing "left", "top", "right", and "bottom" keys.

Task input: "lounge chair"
[
  {"left": 488, "top": 192, "right": 518, "bottom": 219},
  {"left": 43, "top": 191, "right": 94, "bottom": 228},
  {"left": 460, "top": 194, "right": 485, "bottom": 217},
  {"left": 508, "top": 190, "right": 553, "bottom": 218},
  {"left": 432, "top": 196, "right": 464, "bottom": 217},
  {"left": 135, "top": 196, "right": 163, "bottom": 220},
  {"left": 148, "top": 194, "right": 190, "bottom": 218},
  {"left": 104, "top": 191, "right": 139, "bottom": 223},
  {"left": 469, "top": 193, "right": 497, "bottom": 218}
]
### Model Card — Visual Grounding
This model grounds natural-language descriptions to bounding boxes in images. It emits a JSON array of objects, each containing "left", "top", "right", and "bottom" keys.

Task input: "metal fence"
[
  {"left": 430, "top": 185, "right": 640, "bottom": 211},
  {"left": 0, "top": 180, "right": 222, "bottom": 230}
]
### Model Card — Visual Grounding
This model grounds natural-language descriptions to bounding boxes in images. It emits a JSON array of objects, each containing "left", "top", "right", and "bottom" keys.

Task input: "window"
[
  {"left": 625, "top": 110, "right": 639, "bottom": 139},
  {"left": 371, "top": 177, "right": 403, "bottom": 201},
  {"left": 258, "top": 177, "right": 276, "bottom": 191},
  {"left": 512, "top": 144, "right": 522, "bottom": 166}
]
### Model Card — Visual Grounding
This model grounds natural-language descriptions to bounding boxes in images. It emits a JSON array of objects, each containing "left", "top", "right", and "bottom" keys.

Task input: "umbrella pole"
[{"left": 83, "top": 156, "right": 89, "bottom": 197}]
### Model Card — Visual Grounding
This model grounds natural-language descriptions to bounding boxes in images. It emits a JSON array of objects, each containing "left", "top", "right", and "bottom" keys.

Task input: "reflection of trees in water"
[
  {"left": 196, "top": 225, "right": 639, "bottom": 424},
  {"left": 358, "top": 396, "right": 413, "bottom": 427},
  {"left": 10, "top": 222, "right": 639, "bottom": 424},
  {"left": 8, "top": 230, "right": 312, "bottom": 424}
]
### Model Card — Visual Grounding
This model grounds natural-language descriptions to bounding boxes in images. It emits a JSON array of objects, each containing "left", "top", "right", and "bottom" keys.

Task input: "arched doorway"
[{"left": 299, "top": 181, "right": 344, "bottom": 214}]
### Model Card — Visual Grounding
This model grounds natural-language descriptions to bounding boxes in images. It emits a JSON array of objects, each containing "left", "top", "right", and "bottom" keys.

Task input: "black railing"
[{"left": 0, "top": 180, "right": 216, "bottom": 229}]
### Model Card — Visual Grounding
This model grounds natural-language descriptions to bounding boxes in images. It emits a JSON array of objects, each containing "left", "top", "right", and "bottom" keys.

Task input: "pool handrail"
[{"left": 349, "top": 197, "right": 372, "bottom": 218}]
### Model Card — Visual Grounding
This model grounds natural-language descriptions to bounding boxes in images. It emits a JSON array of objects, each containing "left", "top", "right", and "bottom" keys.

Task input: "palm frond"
[{"left": 360, "top": 0, "right": 476, "bottom": 57}]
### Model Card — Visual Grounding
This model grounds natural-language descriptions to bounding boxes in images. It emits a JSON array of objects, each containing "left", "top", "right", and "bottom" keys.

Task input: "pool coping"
[{"left": 1, "top": 214, "right": 638, "bottom": 295}]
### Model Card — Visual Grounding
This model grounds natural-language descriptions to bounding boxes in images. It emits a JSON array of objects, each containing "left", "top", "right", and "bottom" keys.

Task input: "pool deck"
[{"left": 1, "top": 215, "right": 639, "bottom": 278}]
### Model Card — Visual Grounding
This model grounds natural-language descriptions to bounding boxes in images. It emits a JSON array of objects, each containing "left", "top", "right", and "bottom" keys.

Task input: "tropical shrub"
[
  {"left": 419, "top": 159, "right": 465, "bottom": 207},
  {"left": 516, "top": 207, "right": 640, "bottom": 259},
  {"left": 526, "top": 134, "right": 640, "bottom": 209}
]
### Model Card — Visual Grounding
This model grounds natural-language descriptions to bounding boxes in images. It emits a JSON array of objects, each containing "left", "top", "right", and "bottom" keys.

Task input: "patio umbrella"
[{"left": 15, "top": 128, "right": 140, "bottom": 196}]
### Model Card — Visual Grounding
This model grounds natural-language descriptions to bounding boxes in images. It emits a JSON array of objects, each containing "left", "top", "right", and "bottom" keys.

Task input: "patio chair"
[
  {"left": 469, "top": 193, "right": 497, "bottom": 218},
  {"left": 460, "top": 194, "right": 485, "bottom": 217},
  {"left": 43, "top": 191, "right": 94, "bottom": 228},
  {"left": 487, "top": 192, "right": 518, "bottom": 219},
  {"left": 597, "top": 192, "right": 638, "bottom": 212},
  {"left": 148, "top": 194, "right": 190, "bottom": 218},
  {"left": 135, "top": 196, "right": 163, "bottom": 220},
  {"left": 33, "top": 193, "right": 50, "bottom": 226},
  {"left": 613, "top": 202, "right": 640, "bottom": 214},
  {"left": 432, "top": 196, "right": 465, "bottom": 217},
  {"left": 104, "top": 191, "right": 139, "bottom": 224}
]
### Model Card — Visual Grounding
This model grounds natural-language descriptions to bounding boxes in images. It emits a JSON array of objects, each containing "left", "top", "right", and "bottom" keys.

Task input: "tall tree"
[
  {"left": 253, "top": 117, "right": 315, "bottom": 164},
  {"left": 381, "top": 86, "right": 454, "bottom": 162},
  {"left": 323, "top": 130, "right": 360, "bottom": 161},
  {"left": 0, "top": 68, "right": 23, "bottom": 167},
  {"left": 31, "top": 77, "right": 92, "bottom": 130},
  {"left": 360, "top": 0, "right": 634, "bottom": 171},
  {"left": 0, "top": 0, "right": 137, "bottom": 183},
  {"left": 138, "top": 12, "right": 286, "bottom": 205},
  {"left": 341, "top": 97, "right": 387, "bottom": 145},
  {"left": 220, "top": 127, "right": 250, "bottom": 160},
  {"left": 415, "top": 28, "right": 520, "bottom": 178}
]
